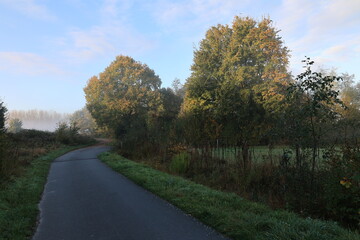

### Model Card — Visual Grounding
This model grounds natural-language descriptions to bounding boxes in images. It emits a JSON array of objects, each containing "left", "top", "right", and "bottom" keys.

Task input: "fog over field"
[{"left": 8, "top": 110, "right": 70, "bottom": 132}]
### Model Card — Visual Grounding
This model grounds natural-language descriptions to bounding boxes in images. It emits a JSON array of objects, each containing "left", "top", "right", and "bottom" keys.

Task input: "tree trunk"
[
  {"left": 295, "top": 143, "right": 301, "bottom": 168},
  {"left": 242, "top": 142, "right": 249, "bottom": 170}
]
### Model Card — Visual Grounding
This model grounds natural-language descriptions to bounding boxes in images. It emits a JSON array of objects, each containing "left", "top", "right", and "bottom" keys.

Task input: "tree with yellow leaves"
[
  {"left": 84, "top": 55, "right": 161, "bottom": 153},
  {"left": 181, "top": 16, "right": 290, "bottom": 167}
]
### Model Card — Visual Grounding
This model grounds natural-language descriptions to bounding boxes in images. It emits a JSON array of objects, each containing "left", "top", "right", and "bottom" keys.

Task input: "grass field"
[
  {"left": 100, "top": 151, "right": 359, "bottom": 240},
  {"left": 200, "top": 145, "right": 332, "bottom": 166},
  {"left": 0, "top": 145, "right": 88, "bottom": 240}
]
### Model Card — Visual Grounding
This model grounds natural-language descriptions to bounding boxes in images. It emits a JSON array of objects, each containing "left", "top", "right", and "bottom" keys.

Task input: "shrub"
[
  {"left": 169, "top": 152, "right": 190, "bottom": 174},
  {"left": 7, "top": 118, "right": 23, "bottom": 133},
  {"left": 0, "top": 133, "right": 12, "bottom": 180},
  {"left": 0, "top": 101, "right": 6, "bottom": 133},
  {"left": 54, "top": 121, "right": 93, "bottom": 145},
  {"left": 322, "top": 146, "right": 360, "bottom": 229}
]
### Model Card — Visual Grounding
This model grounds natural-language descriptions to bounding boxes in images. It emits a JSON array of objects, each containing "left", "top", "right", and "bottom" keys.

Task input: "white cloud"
[
  {"left": 100, "top": 0, "right": 135, "bottom": 22},
  {"left": 0, "top": 0, "right": 56, "bottom": 20},
  {"left": 275, "top": 0, "right": 316, "bottom": 37},
  {"left": 0, "top": 52, "right": 64, "bottom": 76},
  {"left": 63, "top": 27, "right": 115, "bottom": 61},
  {"left": 59, "top": 0, "right": 154, "bottom": 63},
  {"left": 61, "top": 22, "right": 155, "bottom": 63},
  {"left": 323, "top": 45, "right": 348, "bottom": 58},
  {"left": 316, "top": 37, "right": 360, "bottom": 65},
  {"left": 275, "top": 0, "right": 360, "bottom": 76},
  {"left": 149, "top": 0, "right": 250, "bottom": 33},
  {"left": 101, "top": 0, "right": 119, "bottom": 18},
  {"left": 310, "top": 0, "right": 360, "bottom": 35}
]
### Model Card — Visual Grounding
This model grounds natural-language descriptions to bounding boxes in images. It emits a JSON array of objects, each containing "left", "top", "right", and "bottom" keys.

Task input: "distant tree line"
[
  {"left": 6, "top": 108, "right": 99, "bottom": 135},
  {"left": 8, "top": 109, "right": 69, "bottom": 131},
  {"left": 9, "top": 109, "right": 68, "bottom": 121}
]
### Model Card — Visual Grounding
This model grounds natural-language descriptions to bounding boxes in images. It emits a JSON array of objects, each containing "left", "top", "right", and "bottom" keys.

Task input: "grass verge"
[
  {"left": 99, "top": 152, "right": 360, "bottom": 240},
  {"left": 0, "top": 145, "right": 88, "bottom": 240}
]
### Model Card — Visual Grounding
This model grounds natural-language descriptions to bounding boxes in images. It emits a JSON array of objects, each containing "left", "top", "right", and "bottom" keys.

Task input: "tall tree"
[
  {"left": 146, "top": 87, "right": 183, "bottom": 152},
  {"left": 84, "top": 55, "right": 161, "bottom": 152},
  {"left": 286, "top": 58, "right": 344, "bottom": 169},
  {"left": 333, "top": 73, "right": 360, "bottom": 142},
  {"left": 70, "top": 107, "right": 98, "bottom": 135},
  {"left": 8, "top": 109, "right": 69, "bottom": 131},
  {"left": 0, "top": 101, "right": 7, "bottom": 133},
  {"left": 182, "top": 16, "right": 290, "bottom": 166},
  {"left": 8, "top": 118, "right": 22, "bottom": 133}
]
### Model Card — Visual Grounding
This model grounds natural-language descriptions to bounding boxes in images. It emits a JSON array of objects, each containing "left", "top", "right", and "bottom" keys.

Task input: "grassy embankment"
[
  {"left": 100, "top": 151, "right": 360, "bottom": 240},
  {"left": 0, "top": 145, "right": 87, "bottom": 240}
]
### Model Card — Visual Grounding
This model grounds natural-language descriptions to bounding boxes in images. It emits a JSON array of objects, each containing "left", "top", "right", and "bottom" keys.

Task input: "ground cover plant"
[{"left": 100, "top": 152, "right": 360, "bottom": 240}]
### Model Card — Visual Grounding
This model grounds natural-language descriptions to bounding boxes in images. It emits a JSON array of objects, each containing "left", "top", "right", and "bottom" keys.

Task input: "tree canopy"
[
  {"left": 0, "top": 101, "right": 7, "bottom": 133},
  {"left": 181, "top": 16, "right": 290, "bottom": 148},
  {"left": 70, "top": 107, "right": 98, "bottom": 135},
  {"left": 7, "top": 118, "right": 23, "bottom": 133},
  {"left": 84, "top": 55, "right": 162, "bottom": 153},
  {"left": 79, "top": 16, "right": 360, "bottom": 229}
]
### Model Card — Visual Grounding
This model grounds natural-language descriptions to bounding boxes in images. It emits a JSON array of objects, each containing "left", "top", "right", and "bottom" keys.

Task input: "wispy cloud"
[
  {"left": 316, "top": 37, "right": 360, "bottom": 66},
  {"left": 275, "top": 0, "right": 316, "bottom": 38},
  {"left": 149, "top": 0, "right": 250, "bottom": 33},
  {"left": 0, "top": 52, "right": 64, "bottom": 76},
  {"left": 276, "top": 0, "right": 360, "bottom": 75},
  {"left": 309, "top": 0, "right": 360, "bottom": 35},
  {"left": 0, "top": 0, "right": 56, "bottom": 20},
  {"left": 62, "top": 27, "right": 115, "bottom": 61},
  {"left": 61, "top": 23, "right": 155, "bottom": 63},
  {"left": 100, "top": 0, "right": 133, "bottom": 20},
  {"left": 59, "top": 0, "right": 154, "bottom": 63}
]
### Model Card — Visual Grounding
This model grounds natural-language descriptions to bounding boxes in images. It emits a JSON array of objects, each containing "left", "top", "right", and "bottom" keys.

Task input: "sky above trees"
[{"left": 0, "top": 0, "right": 359, "bottom": 113}]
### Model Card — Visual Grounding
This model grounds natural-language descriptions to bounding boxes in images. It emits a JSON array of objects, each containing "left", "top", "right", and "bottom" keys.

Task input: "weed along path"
[{"left": 32, "top": 145, "right": 228, "bottom": 240}]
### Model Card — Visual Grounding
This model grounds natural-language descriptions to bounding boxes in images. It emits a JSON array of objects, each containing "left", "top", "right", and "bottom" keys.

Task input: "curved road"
[{"left": 32, "top": 145, "right": 229, "bottom": 240}]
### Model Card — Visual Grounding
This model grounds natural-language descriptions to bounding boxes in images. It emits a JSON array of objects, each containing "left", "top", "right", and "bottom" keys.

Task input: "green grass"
[
  {"left": 100, "top": 151, "right": 360, "bottom": 240},
  {"left": 0, "top": 145, "right": 87, "bottom": 240},
  {"left": 203, "top": 146, "right": 333, "bottom": 166},
  {"left": 197, "top": 146, "right": 288, "bottom": 164}
]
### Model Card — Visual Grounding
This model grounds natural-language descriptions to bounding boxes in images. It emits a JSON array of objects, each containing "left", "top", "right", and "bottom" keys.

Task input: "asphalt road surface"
[{"left": 32, "top": 145, "right": 229, "bottom": 240}]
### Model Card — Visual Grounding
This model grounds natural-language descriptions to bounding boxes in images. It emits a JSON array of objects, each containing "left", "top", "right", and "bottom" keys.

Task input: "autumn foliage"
[{"left": 83, "top": 16, "right": 359, "bottom": 229}]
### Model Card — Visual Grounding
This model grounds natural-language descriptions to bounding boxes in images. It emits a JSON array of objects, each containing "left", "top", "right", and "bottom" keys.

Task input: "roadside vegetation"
[
  {"left": 100, "top": 152, "right": 360, "bottom": 240},
  {"left": 0, "top": 100, "right": 97, "bottom": 239},
  {"left": 0, "top": 121, "right": 94, "bottom": 182},
  {"left": 0, "top": 146, "right": 88, "bottom": 239},
  {"left": 84, "top": 15, "right": 359, "bottom": 233}
]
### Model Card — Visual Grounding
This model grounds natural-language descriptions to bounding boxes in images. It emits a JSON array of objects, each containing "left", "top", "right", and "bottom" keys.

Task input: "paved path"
[{"left": 32, "top": 145, "right": 229, "bottom": 240}]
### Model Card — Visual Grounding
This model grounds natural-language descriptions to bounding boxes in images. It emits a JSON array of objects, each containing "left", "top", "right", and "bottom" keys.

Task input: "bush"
[
  {"left": 55, "top": 122, "right": 75, "bottom": 144},
  {"left": 322, "top": 146, "right": 360, "bottom": 229},
  {"left": 100, "top": 152, "right": 360, "bottom": 240},
  {"left": 0, "top": 133, "right": 12, "bottom": 180},
  {"left": 169, "top": 152, "right": 190, "bottom": 174},
  {"left": 55, "top": 121, "right": 94, "bottom": 145},
  {"left": 7, "top": 118, "right": 23, "bottom": 133},
  {"left": 8, "top": 129, "right": 56, "bottom": 146},
  {"left": 0, "top": 101, "right": 6, "bottom": 133},
  {"left": 254, "top": 146, "right": 360, "bottom": 229}
]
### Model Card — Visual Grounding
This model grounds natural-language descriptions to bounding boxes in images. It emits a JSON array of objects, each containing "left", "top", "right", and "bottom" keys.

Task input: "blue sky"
[{"left": 0, "top": 0, "right": 359, "bottom": 113}]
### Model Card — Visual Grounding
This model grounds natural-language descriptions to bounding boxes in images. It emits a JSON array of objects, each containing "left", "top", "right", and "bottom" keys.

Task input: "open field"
[{"left": 198, "top": 146, "right": 335, "bottom": 166}]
